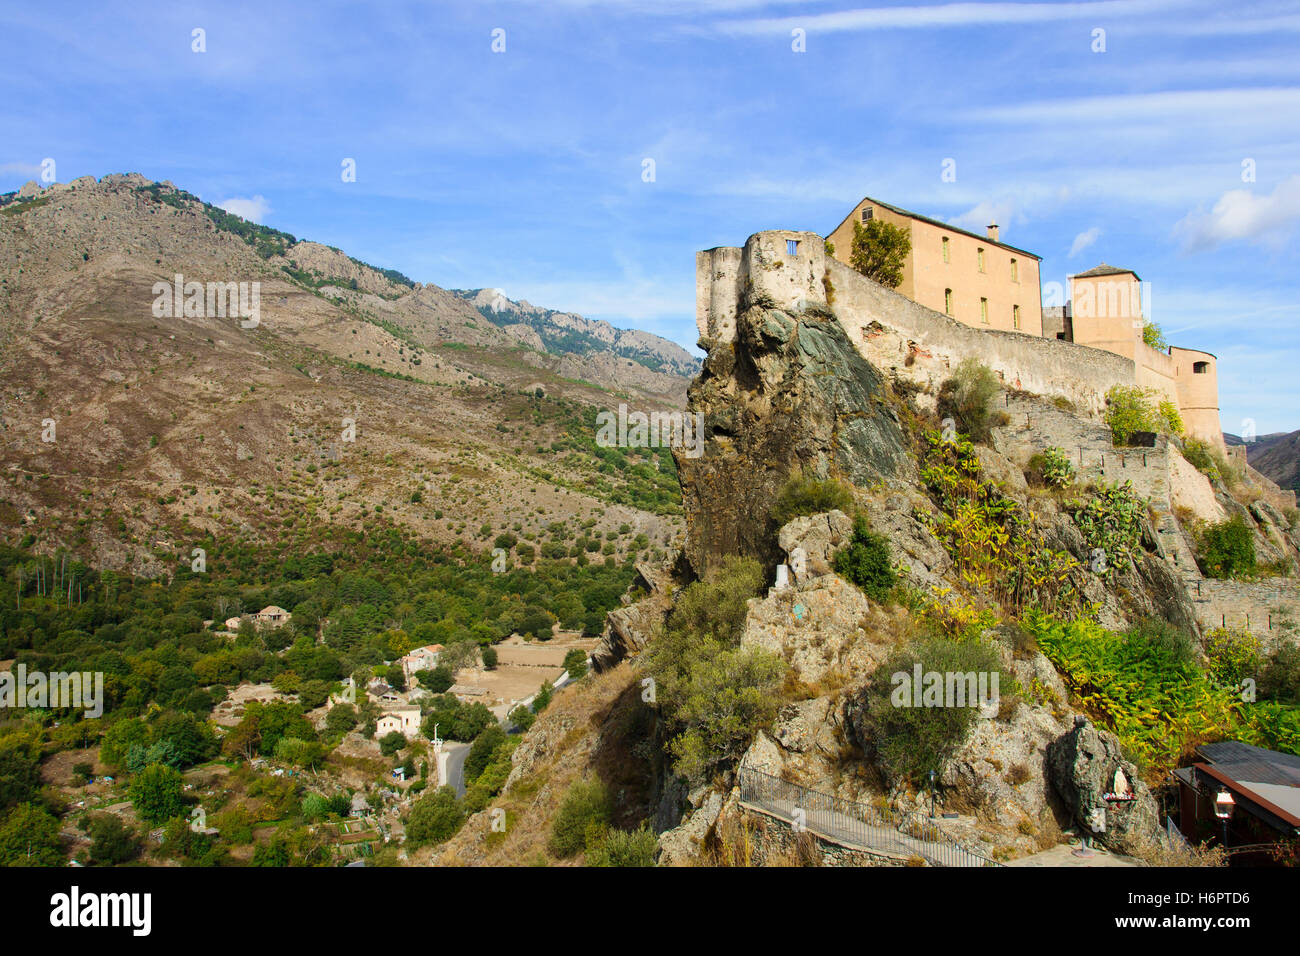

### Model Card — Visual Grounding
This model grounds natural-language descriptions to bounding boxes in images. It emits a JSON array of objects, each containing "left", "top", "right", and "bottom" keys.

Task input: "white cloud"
[
  {"left": 0, "top": 161, "right": 43, "bottom": 178},
  {"left": 1069, "top": 227, "right": 1100, "bottom": 257},
  {"left": 217, "top": 195, "right": 271, "bottom": 223},
  {"left": 948, "top": 198, "right": 1019, "bottom": 234},
  {"left": 1173, "top": 175, "right": 1300, "bottom": 252}
]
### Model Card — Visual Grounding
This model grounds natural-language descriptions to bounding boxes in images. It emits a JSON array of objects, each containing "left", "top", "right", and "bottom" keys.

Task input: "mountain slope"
[{"left": 0, "top": 174, "right": 686, "bottom": 573}]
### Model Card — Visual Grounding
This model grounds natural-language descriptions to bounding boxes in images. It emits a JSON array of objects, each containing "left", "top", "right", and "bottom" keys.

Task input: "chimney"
[{"left": 987, "top": 223, "right": 999, "bottom": 241}]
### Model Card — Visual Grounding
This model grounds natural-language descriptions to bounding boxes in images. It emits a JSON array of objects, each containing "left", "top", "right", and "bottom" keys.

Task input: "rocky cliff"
[{"left": 675, "top": 257, "right": 912, "bottom": 577}]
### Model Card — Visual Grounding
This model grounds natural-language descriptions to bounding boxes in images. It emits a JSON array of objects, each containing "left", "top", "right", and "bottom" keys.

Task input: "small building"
[
  {"left": 350, "top": 793, "right": 370, "bottom": 818},
  {"left": 375, "top": 705, "right": 422, "bottom": 738},
  {"left": 223, "top": 616, "right": 244, "bottom": 631},
  {"left": 1174, "top": 741, "right": 1300, "bottom": 863},
  {"left": 399, "top": 644, "right": 445, "bottom": 684},
  {"left": 254, "top": 605, "right": 291, "bottom": 628}
]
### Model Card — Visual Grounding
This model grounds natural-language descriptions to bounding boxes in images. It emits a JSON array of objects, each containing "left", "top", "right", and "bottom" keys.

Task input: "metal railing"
[{"left": 737, "top": 766, "right": 1001, "bottom": 867}]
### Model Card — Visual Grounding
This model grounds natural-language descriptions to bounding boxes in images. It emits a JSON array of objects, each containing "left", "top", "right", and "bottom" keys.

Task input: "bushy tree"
[
  {"left": 860, "top": 638, "right": 1005, "bottom": 786},
  {"left": 463, "top": 724, "right": 506, "bottom": 784},
  {"left": 0, "top": 803, "right": 63, "bottom": 866},
  {"left": 645, "top": 556, "right": 785, "bottom": 784},
  {"left": 84, "top": 813, "right": 141, "bottom": 866},
  {"left": 939, "top": 357, "right": 1001, "bottom": 442},
  {"left": 562, "top": 649, "right": 588, "bottom": 681},
  {"left": 129, "top": 763, "right": 186, "bottom": 824},
  {"left": 406, "top": 786, "right": 464, "bottom": 848},
  {"left": 849, "top": 218, "right": 911, "bottom": 288}
]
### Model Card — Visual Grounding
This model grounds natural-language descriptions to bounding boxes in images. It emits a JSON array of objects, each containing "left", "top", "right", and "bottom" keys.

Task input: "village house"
[
  {"left": 375, "top": 705, "right": 421, "bottom": 738},
  {"left": 399, "top": 644, "right": 444, "bottom": 685},
  {"left": 254, "top": 605, "right": 291, "bottom": 628}
]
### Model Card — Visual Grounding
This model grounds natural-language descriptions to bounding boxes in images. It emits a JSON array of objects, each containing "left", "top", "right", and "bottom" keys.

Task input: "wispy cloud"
[
  {"left": 712, "top": 0, "right": 1178, "bottom": 34},
  {"left": 1069, "top": 227, "right": 1100, "bottom": 257},
  {"left": 217, "top": 195, "right": 271, "bottom": 224},
  {"left": 1173, "top": 175, "right": 1300, "bottom": 252}
]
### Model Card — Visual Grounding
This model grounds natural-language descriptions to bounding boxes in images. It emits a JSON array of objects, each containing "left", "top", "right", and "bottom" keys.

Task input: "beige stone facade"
[
  {"left": 1068, "top": 264, "right": 1223, "bottom": 451},
  {"left": 826, "top": 196, "right": 1042, "bottom": 337}
]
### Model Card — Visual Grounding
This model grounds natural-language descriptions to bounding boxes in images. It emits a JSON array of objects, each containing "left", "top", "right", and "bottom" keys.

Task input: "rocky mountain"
[
  {"left": 0, "top": 174, "right": 687, "bottom": 573},
  {"left": 453, "top": 287, "right": 700, "bottom": 386}
]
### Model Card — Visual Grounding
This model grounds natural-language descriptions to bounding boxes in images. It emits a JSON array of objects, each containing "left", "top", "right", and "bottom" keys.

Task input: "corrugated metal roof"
[{"left": 1198, "top": 741, "right": 1300, "bottom": 788}]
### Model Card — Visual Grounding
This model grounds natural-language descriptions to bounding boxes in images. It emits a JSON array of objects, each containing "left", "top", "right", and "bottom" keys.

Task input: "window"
[
  {"left": 944, "top": 289, "right": 953, "bottom": 315},
  {"left": 1193, "top": 361, "right": 1209, "bottom": 374},
  {"left": 942, "top": 236, "right": 950, "bottom": 263},
  {"left": 786, "top": 239, "right": 799, "bottom": 256},
  {"left": 1010, "top": 258, "right": 1018, "bottom": 282},
  {"left": 980, "top": 297, "right": 988, "bottom": 323},
  {"left": 1013, "top": 304, "right": 1020, "bottom": 329},
  {"left": 977, "top": 247, "right": 985, "bottom": 272},
  {"left": 861, "top": 206, "right": 874, "bottom": 222}
]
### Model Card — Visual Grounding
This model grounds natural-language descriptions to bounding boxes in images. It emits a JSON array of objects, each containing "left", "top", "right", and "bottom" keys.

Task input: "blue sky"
[{"left": 3, "top": 0, "right": 1299, "bottom": 433}]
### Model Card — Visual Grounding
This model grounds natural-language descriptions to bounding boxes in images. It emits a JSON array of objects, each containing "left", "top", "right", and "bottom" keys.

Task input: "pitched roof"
[
  {"left": 1073, "top": 262, "right": 1141, "bottom": 280},
  {"left": 828, "top": 195, "right": 1042, "bottom": 260}
]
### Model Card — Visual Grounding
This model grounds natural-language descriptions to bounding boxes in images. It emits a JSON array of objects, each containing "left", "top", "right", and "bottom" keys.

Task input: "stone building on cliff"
[{"left": 823, "top": 197, "right": 1223, "bottom": 450}]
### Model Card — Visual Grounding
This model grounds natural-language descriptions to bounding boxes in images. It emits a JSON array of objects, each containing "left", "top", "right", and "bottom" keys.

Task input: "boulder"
[
  {"left": 1046, "top": 718, "right": 1159, "bottom": 854},
  {"left": 656, "top": 788, "right": 725, "bottom": 866},
  {"left": 777, "top": 510, "right": 853, "bottom": 574}
]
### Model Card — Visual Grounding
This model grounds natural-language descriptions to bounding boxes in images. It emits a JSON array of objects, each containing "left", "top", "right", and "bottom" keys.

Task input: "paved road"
[{"left": 443, "top": 742, "right": 470, "bottom": 797}]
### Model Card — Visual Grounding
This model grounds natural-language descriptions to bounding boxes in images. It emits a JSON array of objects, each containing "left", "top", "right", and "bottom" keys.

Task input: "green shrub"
[
  {"left": 1041, "top": 446, "right": 1075, "bottom": 487},
  {"left": 548, "top": 778, "right": 610, "bottom": 858},
  {"left": 645, "top": 556, "right": 784, "bottom": 784},
  {"left": 1203, "top": 627, "right": 1264, "bottom": 689},
  {"left": 1199, "top": 515, "right": 1256, "bottom": 579},
  {"left": 771, "top": 475, "right": 853, "bottom": 526},
  {"left": 1260, "top": 645, "right": 1300, "bottom": 705},
  {"left": 378, "top": 731, "right": 406, "bottom": 756},
  {"left": 1124, "top": 618, "right": 1198, "bottom": 668},
  {"left": 833, "top": 514, "right": 897, "bottom": 602},
  {"left": 84, "top": 813, "right": 141, "bottom": 866},
  {"left": 938, "top": 357, "right": 1001, "bottom": 441},
  {"left": 1072, "top": 480, "right": 1146, "bottom": 574},
  {"left": 1103, "top": 385, "right": 1179, "bottom": 445},
  {"left": 586, "top": 823, "right": 658, "bottom": 867}
]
